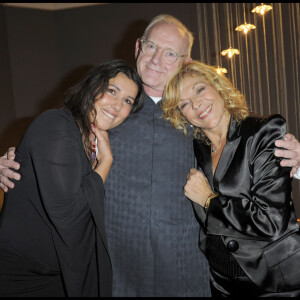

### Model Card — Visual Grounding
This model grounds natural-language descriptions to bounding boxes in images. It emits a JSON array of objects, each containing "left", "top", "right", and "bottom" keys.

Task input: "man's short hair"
[{"left": 142, "top": 14, "right": 194, "bottom": 57}]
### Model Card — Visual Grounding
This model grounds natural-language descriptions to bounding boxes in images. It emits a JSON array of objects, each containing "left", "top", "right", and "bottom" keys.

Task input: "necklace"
[{"left": 211, "top": 132, "right": 226, "bottom": 153}]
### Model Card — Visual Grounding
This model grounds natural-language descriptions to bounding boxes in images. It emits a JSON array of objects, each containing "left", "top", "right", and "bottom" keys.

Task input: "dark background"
[{"left": 0, "top": 3, "right": 299, "bottom": 215}]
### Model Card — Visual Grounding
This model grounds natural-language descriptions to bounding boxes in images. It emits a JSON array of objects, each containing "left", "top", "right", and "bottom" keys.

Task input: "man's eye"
[
  {"left": 166, "top": 51, "right": 176, "bottom": 57},
  {"left": 147, "top": 43, "right": 156, "bottom": 50}
]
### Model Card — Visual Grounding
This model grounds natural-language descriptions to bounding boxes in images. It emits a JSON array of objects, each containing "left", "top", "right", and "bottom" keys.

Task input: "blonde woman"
[{"left": 162, "top": 60, "right": 300, "bottom": 296}]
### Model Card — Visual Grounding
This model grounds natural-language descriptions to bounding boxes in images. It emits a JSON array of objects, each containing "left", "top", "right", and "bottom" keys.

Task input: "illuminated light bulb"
[
  {"left": 221, "top": 47, "right": 240, "bottom": 58},
  {"left": 251, "top": 3, "right": 272, "bottom": 15},
  {"left": 235, "top": 23, "right": 256, "bottom": 34},
  {"left": 216, "top": 67, "right": 227, "bottom": 75}
]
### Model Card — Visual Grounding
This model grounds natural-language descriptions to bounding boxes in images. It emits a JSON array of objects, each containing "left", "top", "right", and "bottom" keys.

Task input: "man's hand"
[
  {"left": 275, "top": 133, "right": 300, "bottom": 177},
  {"left": 0, "top": 147, "right": 21, "bottom": 192}
]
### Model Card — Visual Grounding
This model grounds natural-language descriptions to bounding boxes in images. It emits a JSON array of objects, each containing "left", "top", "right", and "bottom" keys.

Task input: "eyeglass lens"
[{"left": 142, "top": 40, "right": 178, "bottom": 64}]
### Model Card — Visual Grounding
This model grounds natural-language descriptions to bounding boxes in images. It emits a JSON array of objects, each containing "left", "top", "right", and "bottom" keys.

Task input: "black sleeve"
[
  {"left": 206, "top": 115, "right": 294, "bottom": 239},
  {"left": 27, "top": 110, "right": 104, "bottom": 296}
]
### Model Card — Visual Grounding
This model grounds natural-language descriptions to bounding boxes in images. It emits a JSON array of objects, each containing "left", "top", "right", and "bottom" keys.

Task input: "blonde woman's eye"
[
  {"left": 196, "top": 87, "right": 205, "bottom": 95},
  {"left": 180, "top": 102, "right": 189, "bottom": 110}
]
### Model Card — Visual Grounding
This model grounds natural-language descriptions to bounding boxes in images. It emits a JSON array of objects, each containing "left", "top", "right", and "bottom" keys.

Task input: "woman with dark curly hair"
[
  {"left": 162, "top": 60, "right": 300, "bottom": 297},
  {"left": 0, "top": 59, "right": 143, "bottom": 297}
]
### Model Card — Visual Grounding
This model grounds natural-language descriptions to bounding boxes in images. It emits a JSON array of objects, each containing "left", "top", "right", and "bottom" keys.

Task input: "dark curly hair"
[{"left": 64, "top": 59, "right": 144, "bottom": 162}]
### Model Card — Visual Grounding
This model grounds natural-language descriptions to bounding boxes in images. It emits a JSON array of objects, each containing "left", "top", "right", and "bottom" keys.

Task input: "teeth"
[
  {"left": 200, "top": 105, "right": 212, "bottom": 118},
  {"left": 102, "top": 109, "right": 115, "bottom": 119}
]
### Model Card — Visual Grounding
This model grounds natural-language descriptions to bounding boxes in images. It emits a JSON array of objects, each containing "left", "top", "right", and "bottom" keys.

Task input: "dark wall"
[
  {"left": 0, "top": 3, "right": 299, "bottom": 215},
  {"left": 0, "top": 3, "right": 200, "bottom": 153},
  {"left": 0, "top": 6, "right": 16, "bottom": 150}
]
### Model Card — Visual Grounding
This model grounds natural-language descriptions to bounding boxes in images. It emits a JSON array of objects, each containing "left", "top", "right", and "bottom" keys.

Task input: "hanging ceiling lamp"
[
  {"left": 235, "top": 22, "right": 256, "bottom": 34},
  {"left": 251, "top": 3, "right": 273, "bottom": 15},
  {"left": 216, "top": 66, "right": 227, "bottom": 75},
  {"left": 221, "top": 47, "right": 240, "bottom": 58}
]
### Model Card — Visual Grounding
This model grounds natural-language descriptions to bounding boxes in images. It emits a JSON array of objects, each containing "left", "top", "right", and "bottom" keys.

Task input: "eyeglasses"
[{"left": 140, "top": 38, "right": 187, "bottom": 65}]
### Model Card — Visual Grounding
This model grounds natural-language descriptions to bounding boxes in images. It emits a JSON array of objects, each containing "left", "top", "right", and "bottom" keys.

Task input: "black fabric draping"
[{"left": 0, "top": 108, "right": 111, "bottom": 297}]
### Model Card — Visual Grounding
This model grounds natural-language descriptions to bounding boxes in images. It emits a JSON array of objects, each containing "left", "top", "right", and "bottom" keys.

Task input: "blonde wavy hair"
[{"left": 162, "top": 60, "right": 249, "bottom": 139}]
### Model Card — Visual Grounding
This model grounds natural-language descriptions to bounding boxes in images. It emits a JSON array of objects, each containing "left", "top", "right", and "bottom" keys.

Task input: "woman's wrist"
[
  {"left": 94, "top": 158, "right": 113, "bottom": 183},
  {"left": 204, "top": 192, "right": 218, "bottom": 211}
]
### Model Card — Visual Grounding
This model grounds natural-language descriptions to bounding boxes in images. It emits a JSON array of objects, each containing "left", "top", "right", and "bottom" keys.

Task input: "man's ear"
[
  {"left": 135, "top": 38, "right": 141, "bottom": 59},
  {"left": 185, "top": 57, "right": 193, "bottom": 63}
]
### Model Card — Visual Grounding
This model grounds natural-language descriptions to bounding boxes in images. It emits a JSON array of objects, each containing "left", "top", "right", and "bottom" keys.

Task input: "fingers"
[
  {"left": 290, "top": 166, "right": 298, "bottom": 178},
  {"left": 0, "top": 169, "right": 17, "bottom": 191},
  {"left": 275, "top": 134, "right": 299, "bottom": 152},
  {"left": 0, "top": 166, "right": 21, "bottom": 181},
  {"left": 275, "top": 149, "right": 297, "bottom": 160},
  {"left": 275, "top": 140, "right": 297, "bottom": 152},
  {"left": 0, "top": 157, "right": 20, "bottom": 171},
  {"left": 7, "top": 147, "right": 17, "bottom": 160},
  {"left": 283, "top": 133, "right": 296, "bottom": 141},
  {"left": 279, "top": 157, "right": 299, "bottom": 166},
  {"left": 274, "top": 134, "right": 300, "bottom": 174},
  {"left": 187, "top": 168, "right": 196, "bottom": 179},
  {"left": 0, "top": 183, "right": 8, "bottom": 193}
]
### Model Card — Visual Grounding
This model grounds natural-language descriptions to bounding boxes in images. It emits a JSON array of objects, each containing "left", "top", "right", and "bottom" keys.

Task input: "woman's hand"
[
  {"left": 184, "top": 168, "right": 213, "bottom": 207},
  {"left": 91, "top": 124, "right": 113, "bottom": 183}
]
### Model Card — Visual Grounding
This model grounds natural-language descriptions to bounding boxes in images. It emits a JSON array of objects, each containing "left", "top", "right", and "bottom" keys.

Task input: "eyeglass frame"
[{"left": 139, "top": 38, "right": 188, "bottom": 64}]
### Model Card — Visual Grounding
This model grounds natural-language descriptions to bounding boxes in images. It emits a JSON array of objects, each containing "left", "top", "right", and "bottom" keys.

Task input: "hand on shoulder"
[
  {"left": 0, "top": 147, "right": 21, "bottom": 192},
  {"left": 274, "top": 133, "right": 300, "bottom": 178}
]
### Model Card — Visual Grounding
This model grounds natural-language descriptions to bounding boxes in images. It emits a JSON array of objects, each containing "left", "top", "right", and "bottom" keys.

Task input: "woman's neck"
[{"left": 204, "top": 112, "right": 231, "bottom": 147}]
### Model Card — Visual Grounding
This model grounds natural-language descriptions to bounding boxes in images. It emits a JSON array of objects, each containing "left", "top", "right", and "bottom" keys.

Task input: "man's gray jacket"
[{"left": 105, "top": 92, "right": 210, "bottom": 297}]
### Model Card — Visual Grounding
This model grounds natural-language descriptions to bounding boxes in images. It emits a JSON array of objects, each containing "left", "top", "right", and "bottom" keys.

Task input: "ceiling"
[{"left": 0, "top": 3, "right": 105, "bottom": 11}]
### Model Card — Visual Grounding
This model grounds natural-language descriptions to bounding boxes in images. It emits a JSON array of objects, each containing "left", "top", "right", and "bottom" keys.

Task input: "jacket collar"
[
  {"left": 227, "top": 115, "right": 241, "bottom": 141},
  {"left": 195, "top": 115, "right": 242, "bottom": 188}
]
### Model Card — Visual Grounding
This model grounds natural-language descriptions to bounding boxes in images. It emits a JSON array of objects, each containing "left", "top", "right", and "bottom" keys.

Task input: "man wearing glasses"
[
  {"left": 1, "top": 14, "right": 300, "bottom": 297},
  {"left": 105, "top": 15, "right": 211, "bottom": 296}
]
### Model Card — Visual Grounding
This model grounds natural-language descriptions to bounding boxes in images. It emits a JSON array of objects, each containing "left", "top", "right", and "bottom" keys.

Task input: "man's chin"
[{"left": 142, "top": 82, "right": 164, "bottom": 97}]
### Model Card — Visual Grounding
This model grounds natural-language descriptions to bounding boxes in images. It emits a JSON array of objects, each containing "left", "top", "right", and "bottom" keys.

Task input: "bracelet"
[{"left": 204, "top": 192, "right": 217, "bottom": 211}]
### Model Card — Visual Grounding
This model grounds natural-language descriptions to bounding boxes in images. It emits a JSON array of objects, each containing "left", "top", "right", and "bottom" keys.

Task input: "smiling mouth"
[
  {"left": 199, "top": 105, "right": 212, "bottom": 118},
  {"left": 146, "top": 64, "right": 163, "bottom": 73},
  {"left": 101, "top": 109, "right": 116, "bottom": 119}
]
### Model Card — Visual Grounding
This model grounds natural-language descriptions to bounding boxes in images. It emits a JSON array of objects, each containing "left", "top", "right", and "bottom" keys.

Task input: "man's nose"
[{"left": 150, "top": 49, "right": 163, "bottom": 64}]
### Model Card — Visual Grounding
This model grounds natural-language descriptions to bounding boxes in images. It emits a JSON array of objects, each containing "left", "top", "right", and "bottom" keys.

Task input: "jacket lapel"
[{"left": 213, "top": 117, "right": 242, "bottom": 185}]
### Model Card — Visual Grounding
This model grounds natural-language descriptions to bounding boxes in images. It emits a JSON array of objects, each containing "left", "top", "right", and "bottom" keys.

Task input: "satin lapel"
[
  {"left": 214, "top": 117, "right": 241, "bottom": 185},
  {"left": 214, "top": 137, "right": 241, "bottom": 185}
]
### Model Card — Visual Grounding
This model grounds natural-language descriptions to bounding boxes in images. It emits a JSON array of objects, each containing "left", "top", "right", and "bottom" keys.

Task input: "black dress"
[{"left": 0, "top": 108, "right": 112, "bottom": 297}]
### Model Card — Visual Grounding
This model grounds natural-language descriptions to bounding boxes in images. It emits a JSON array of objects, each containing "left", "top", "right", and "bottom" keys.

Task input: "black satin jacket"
[{"left": 193, "top": 114, "right": 300, "bottom": 293}]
